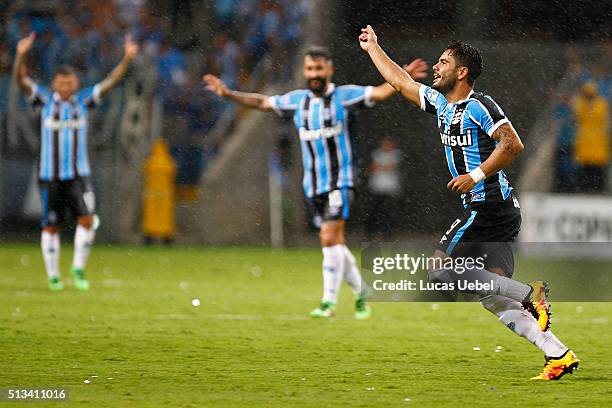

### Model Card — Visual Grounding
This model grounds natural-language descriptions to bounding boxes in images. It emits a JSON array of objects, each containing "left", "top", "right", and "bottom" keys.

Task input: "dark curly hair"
[
  {"left": 444, "top": 41, "right": 482, "bottom": 85},
  {"left": 304, "top": 46, "right": 332, "bottom": 62}
]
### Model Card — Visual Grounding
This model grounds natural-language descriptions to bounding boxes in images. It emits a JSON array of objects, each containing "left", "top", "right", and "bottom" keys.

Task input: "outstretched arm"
[
  {"left": 202, "top": 74, "right": 273, "bottom": 111},
  {"left": 13, "top": 32, "right": 36, "bottom": 97},
  {"left": 447, "top": 123, "right": 524, "bottom": 194},
  {"left": 369, "top": 58, "right": 429, "bottom": 102},
  {"left": 359, "top": 25, "right": 423, "bottom": 107},
  {"left": 98, "top": 35, "right": 139, "bottom": 97}
]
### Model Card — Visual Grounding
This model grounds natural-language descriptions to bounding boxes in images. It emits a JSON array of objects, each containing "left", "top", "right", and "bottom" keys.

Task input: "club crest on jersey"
[
  {"left": 451, "top": 105, "right": 466, "bottom": 125},
  {"left": 299, "top": 122, "right": 343, "bottom": 141},
  {"left": 440, "top": 132, "right": 473, "bottom": 147},
  {"left": 451, "top": 113, "right": 462, "bottom": 125}
]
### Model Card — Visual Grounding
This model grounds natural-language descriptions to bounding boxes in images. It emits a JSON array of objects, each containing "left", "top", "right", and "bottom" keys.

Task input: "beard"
[
  {"left": 432, "top": 75, "right": 457, "bottom": 95},
  {"left": 307, "top": 77, "right": 327, "bottom": 94}
]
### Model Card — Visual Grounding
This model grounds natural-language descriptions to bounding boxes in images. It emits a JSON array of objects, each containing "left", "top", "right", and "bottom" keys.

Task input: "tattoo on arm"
[
  {"left": 479, "top": 123, "right": 524, "bottom": 177},
  {"left": 493, "top": 124, "right": 523, "bottom": 159}
]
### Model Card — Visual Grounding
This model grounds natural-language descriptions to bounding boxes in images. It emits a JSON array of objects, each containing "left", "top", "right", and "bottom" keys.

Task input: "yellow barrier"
[{"left": 142, "top": 139, "right": 177, "bottom": 240}]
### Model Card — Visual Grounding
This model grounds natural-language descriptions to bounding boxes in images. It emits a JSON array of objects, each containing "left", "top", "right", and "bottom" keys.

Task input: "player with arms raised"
[
  {"left": 359, "top": 25, "right": 578, "bottom": 380},
  {"left": 204, "top": 47, "right": 428, "bottom": 319},
  {"left": 13, "top": 32, "right": 139, "bottom": 291}
]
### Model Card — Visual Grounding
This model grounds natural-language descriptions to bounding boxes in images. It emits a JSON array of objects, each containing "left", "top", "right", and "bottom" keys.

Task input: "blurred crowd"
[
  {"left": 552, "top": 45, "right": 612, "bottom": 194},
  {"left": 162, "top": 0, "right": 308, "bottom": 194},
  {"left": 1, "top": 1, "right": 133, "bottom": 86},
  {"left": 0, "top": 0, "right": 308, "bottom": 192}
]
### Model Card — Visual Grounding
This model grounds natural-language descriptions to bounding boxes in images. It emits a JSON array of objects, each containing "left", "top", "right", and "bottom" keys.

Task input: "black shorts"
[
  {"left": 437, "top": 196, "right": 522, "bottom": 277},
  {"left": 39, "top": 178, "right": 95, "bottom": 227},
  {"left": 309, "top": 188, "right": 354, "bottom": 228}
]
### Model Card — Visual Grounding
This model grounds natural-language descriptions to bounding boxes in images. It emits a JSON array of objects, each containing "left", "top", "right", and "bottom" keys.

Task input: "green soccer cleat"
[
  {"left": 48, "top": 276, "right": 64, "bottom": 291},
  {"left": 354, "top": 293, "right": 371, "bottom": 320},
  {"left": 310, "top": 301, "right": 336, "bottom": 318},
  {"left": 70, "top": 267, "right": 90, "bottom": 291}
]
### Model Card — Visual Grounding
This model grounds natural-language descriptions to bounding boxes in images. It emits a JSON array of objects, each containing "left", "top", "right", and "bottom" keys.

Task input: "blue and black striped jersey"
[
  {"left": 419, "top": 85, "right": 513, "bottom": 207},
  {"left": 269, "top": 83, "right": 374, "bottom": 198},
  {"left": 29, "top": 82, "right": 102, "bottom": 182}
]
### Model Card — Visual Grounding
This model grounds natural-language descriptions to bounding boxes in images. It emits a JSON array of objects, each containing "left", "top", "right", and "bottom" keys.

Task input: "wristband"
[{"left": 468, "top": 167, "right": 486, "bottom": 183}]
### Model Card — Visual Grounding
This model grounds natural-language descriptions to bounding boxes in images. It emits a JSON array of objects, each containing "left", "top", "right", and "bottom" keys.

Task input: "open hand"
[
  {"left": 402, "top": 58, "right": 429, "bottom": 80},
  {"left": 359, "top": 25, "right": 377, "bottom": 52},
  {"left": 202, "top": 74, "right": 229, "bottom": 97},
  {"left": 17, "top": 32, "right": 36, "bottom": 56}
]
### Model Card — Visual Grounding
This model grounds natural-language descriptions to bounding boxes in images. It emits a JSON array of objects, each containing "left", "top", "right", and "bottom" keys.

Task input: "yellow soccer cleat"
[
  {"left": 531, "top": 350, "right": 580, "bottom": 381},
  {"left": 523, "top": 281, "right": 551, "bottom": 331}
]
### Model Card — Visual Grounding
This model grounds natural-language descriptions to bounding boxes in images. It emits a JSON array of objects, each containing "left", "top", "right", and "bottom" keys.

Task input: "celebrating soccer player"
[
  {"left": 203, "top": 47, "right": 428, "bottom": 319},
  {"left": 13, "top": 32, "right": 139, "bottom": 291},
  {"left": 359, "top": 25, "right": 578, "bottom": 380}
]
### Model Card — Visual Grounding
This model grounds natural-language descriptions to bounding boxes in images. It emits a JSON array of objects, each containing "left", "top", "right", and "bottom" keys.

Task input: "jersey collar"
[
  {"left": 449, "top": 89, "right": 475, "bottom": 105},
  {"left": 309, "top": 83, "right": 335, "bottom": 98},
  {"left": 52, "top": 92, "right": 76, "bottom": 103}
]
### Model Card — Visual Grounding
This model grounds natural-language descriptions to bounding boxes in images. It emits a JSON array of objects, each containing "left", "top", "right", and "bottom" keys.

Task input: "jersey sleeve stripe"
[
  {"left": 340, "top": 94, "right": 365, "bottom": 107},
  {"left": 468, "top": 109, "right": 510, "bottom": 137},
  {"left": 488, "top": 118, "right": 510, "bottom": 137},
  {"left": 269, "top": 95, "right": 298, "bottom": 116},
  {"left": 28, "top": 83, "right": 48, "bottom": 105},
  {"left": 92, "top": 84, "right": 102, "bottom": 105},
  {"left": 268, "top": 96, "right": 283, "bottom": 116},
  {"left": 363, "top": 85, "right": 375, "bottom": 107},
  {"left": 419, "top": 84, "right": 437, "bottom": 114},
  {"left": 418, "top": 84, "right": 427, "bottom": 111},
  {"left": 28, "top": 83, "right": 39, "bottom": 103},
  {"left": 473, "top": 95, "right": 505, "bottom": 123}
]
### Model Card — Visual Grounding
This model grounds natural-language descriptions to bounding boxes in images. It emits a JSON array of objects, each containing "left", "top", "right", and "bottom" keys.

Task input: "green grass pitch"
[{"left": 1, "top": 244, "right": 611, "bottom": 407}]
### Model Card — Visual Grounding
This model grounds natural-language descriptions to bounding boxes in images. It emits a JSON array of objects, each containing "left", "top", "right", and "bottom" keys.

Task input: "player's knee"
[
  {"left": 319, "top": 228, "right": 340, "bottom": 247},
  {"left": 320, "top": 233, "right": 337, "bottom": 247},
  {"left": 43, "top": 226, "right": 60, "bottom": 234},
  {"left": 78, "top": 215, "right": 94, "bottom": 229},
  {"left": 481, "top": 295, "right": 523, "bottom": 317}
]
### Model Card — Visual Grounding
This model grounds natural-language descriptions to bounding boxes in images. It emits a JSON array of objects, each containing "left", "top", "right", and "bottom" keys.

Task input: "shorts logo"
[
  {"left": 83, "top": 191, "right": 95, "bottom": 213},
  {"left": 48, "top": 211, "right": 58, "bottom": 225},
  {"left": 439, "top": 218, "right": 462, "bottom": 244},
  {"left": 327, "top": 190, "right": 343, "bottom": 216},
  {"left": 470, "top": 192, "right": 485, "bottom": 201}
]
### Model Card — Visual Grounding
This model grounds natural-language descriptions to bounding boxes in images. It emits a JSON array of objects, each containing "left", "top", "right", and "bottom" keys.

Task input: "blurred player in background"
[
  {"left": 359, "top": 25, "right": 579, "bottom": 380},
  {"left": 204, "top": 47, "right": 428, "bottom": 319},
  {"left": 13, "top": 32, "right": 139, "bottom": 291}
]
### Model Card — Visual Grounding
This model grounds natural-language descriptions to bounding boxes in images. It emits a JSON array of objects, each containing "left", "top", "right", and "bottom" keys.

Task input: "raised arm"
[
  {"left": 447, "top": 123, "right": 524, "bottom": 194},
  {"left": 12, "top": 32, "right": 37, "bottom": 97},
  {"left": 98, "top": 35, "right": 139, "bottom": 97},
  {"left": 369, "top": 58, "right": 429, "bottom": 102},
  {"left": 359, "top": 25, "right": 423, "bottom": 107},
  {"left": 202, "top": 74, "right": 272, "bottom": 111}
]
